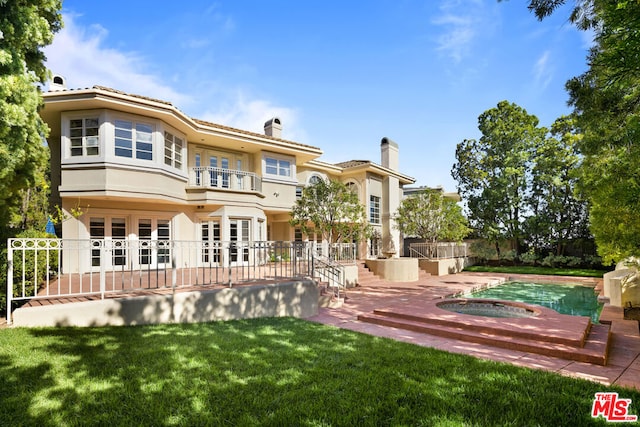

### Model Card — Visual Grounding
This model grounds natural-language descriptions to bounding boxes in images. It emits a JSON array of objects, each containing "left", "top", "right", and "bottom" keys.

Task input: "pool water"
[{"left": 469, "top": 281, "right": 603, "bottom": 323}]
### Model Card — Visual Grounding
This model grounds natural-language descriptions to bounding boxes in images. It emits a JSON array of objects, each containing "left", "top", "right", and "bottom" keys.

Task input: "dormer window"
[{"left": 70, "top": 118, "right": 99, "bottom": 156}]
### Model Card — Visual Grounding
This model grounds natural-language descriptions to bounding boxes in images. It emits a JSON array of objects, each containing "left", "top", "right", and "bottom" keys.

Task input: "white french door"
[
  {"left": 201, "top": 220, "right": 221, "bottom": 265},
  {"left": 89, "top": 217, "right": 127, "bottom": 269},
  {"left": 229, "top": 219, "right": 250, "bottom": 266},
  {"left": 138, "top": 219, "right": 171, "bottom": 269}
]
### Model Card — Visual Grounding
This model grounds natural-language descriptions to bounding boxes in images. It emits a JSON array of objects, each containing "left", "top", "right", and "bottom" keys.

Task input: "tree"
[
  {"left": 520, "top": 0, "right": 640, "bottom": 263},
  {"left": 525, "top": 116, "right": 590, "bottom": 255},
  {"left": 451, "top": 100, "right": 546, "bottom": 256},
  {"left": 393, "top": 189, "right": 470, "bottom": 243},
  {"left": 0, "top": 0, "right": 63, "bottom": 229},
  {"left": 289, "top": 179, "right": 370, "bottom": 246}
]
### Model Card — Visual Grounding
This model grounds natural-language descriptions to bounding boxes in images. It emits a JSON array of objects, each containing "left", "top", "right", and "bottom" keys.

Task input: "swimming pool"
[{"left": 469, "top": 281, "right": 603, "bottom": 323}]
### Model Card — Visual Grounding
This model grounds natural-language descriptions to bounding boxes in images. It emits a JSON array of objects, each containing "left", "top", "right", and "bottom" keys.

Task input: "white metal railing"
[
  {"left": 6, "top": 239, "right": 357, "bottom": 324},
  {"left": 409, "top": 242, "right": 467, "bottom": 259},
  {"left": 312, "top": 242, "right": 357, "bottom": 264},
  {"left": 312, "top": 254, "right": 345, "bottom": 299},
  {"left": 190, "top": 167, "right": 262, "bottom": 192}
]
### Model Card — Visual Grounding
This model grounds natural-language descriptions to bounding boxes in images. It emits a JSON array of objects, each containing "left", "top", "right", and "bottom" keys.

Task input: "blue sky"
[{"left": 44, "top": 0, "right": 590, "bottom": 192}]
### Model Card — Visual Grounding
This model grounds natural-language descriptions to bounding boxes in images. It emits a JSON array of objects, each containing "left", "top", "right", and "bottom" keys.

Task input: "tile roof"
[
  {"left": 47, "top": 85, "right": 321, "bottom": 152},
  {"left": 334, "top": 160, "right": 372, "bottom": 168}
]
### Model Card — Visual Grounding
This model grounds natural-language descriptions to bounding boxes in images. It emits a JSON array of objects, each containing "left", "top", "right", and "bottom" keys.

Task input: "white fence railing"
[
  {"left": 190, "top": 167, "right": 262, "bottom": 192},
  {"left": 408, "top": 242, "right": 467, "bottom": 259},
  {"left": 6, "top": 239, "right": 357, "bottom": 324}
]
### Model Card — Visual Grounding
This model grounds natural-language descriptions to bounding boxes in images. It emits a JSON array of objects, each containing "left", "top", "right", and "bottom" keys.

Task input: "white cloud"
[
  {"left": 533, "top": 50, "right": 554, "bottom": 90},
  {"left": 43, "top": 13, "right": 192, "bottom": 106},
  {"left": 42, "top": 13, "right": 308, "bottom": 144},
  {"left": 432, "top": 0, "right": 487, "bottom": 63},
  {"left": 200, "top": 91, "right": 306, "bottom": 142}
]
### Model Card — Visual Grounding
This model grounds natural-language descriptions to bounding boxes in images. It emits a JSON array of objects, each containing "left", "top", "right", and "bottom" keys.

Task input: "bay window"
[{"left": 70, "top": 118, "right": 100, "bottom": 156}]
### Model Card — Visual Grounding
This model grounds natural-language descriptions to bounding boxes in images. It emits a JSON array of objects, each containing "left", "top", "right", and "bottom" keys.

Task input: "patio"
[{"left": 308, "top": 269, "right": 640, "bottom": 390}]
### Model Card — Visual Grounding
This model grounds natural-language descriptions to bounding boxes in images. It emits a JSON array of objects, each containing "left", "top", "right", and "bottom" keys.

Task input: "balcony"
[{"left": 189, "top": 167, "right": 262, "bottom": 193}]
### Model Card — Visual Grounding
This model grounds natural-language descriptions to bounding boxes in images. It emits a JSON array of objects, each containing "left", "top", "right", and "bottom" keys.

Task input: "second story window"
[
  {"left": 115, "top": 119, "right": 153, "bottom": 160},
  {"left": 164, "top": 131, "right": 183, "bottom": 169},
  {"left": 265, "top": 157, "right": 291, "bottom": 177},
  {"left": 369, "top": 195, "right": 381, "bottom": 224},
  {"left": 70, "top": 118, "right": 99, "bottom": 156}
]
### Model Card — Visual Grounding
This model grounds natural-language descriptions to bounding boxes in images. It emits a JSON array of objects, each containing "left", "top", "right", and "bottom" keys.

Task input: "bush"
[
  {"left": 540, "top": 254, "right": 584, "bottom": 268},
  {"left": 518, "top": 250, "right": 539, "bottom": 265},
  {"left": 499, "top": 249, "right": 518, "bottom": 265}
]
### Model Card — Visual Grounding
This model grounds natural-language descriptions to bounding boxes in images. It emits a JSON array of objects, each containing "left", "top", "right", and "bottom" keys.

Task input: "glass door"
[
  {"left": 229, "top": 219, "right": 250, "bottom": 265},
  {"left": 201, "top": 220, "right": 221, "bottom": 265}
]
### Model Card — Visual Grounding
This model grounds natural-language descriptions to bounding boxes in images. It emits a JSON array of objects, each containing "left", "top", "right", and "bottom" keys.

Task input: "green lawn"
[
  {"left": 0, "top": 318, "right": 637, "bottom": 426},
  {"left": 464, "top": 265, "right": 608, "bottom": 278}
]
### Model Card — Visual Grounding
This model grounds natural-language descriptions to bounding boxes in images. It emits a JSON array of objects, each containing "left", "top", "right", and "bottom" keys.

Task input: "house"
[{"left": 39, "top": 78, "right": 415, "bottom": 274}]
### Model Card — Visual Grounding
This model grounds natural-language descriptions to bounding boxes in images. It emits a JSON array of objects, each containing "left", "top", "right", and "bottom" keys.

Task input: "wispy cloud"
[
  {"left": 533, "top": 50, "right": 554, "bottom": 90},
  {"left": 44, "top": 13, "right": 192, "bottom": 106},
  {"left": 432, "top": 0, "right": 488, "bottom": 63},
  {"left": 43, "top": 13, "right": 306, "bottom": 142},
  {"left": 200, "top": 91, "right": 305, "bottom": 142}
]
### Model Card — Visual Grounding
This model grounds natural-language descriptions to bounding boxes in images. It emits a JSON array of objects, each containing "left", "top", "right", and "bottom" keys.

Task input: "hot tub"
[{"left": 437, "top": 299, "right": 540, "bottom": 318}]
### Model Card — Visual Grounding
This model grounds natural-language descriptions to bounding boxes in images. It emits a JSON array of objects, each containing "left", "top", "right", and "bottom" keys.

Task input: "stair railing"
[{"left": 311, "top": 252, "right": 345, "bottom": 299}]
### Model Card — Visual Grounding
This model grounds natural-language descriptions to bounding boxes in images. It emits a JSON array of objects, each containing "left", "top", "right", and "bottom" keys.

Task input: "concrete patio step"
[{"left": 357, "top": 310, "right": 611, "bottom": 365}]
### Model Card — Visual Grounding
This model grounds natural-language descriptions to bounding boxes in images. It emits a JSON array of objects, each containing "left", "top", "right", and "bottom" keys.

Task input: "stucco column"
[
  {"left": 380, "top": 137, "right": 400, "bottom": 258},
  {"left": 382, "top": 175, "right": 400, "bottom": 258}
]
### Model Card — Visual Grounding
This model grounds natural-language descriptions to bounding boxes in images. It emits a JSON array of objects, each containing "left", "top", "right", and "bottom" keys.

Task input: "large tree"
[
  {"left": 452, "top": 100, "right": 546, "bottom": 256},
  {"left": 289, "top": 179, "right": 370, "bottom": 246},
  {"left": 525, "top": 115, "right": 590, "bottom": 255},
  {"left": 520, "top": 0, "right": 640, "bottom": 263},
  {"left": 0, "top": 0, "right": 62, "bottom": 229},
  {"left": 393, "top": 189, "right": 470, "bottom": 243}
]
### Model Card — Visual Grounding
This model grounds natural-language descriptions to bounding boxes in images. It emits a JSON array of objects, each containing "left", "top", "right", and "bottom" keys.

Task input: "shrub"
[
  {"left": 518, "top": 250, "right": 539, "bottom": 266},
  {"left": 499, "top": 249, "right": 518, "bottom": 265}
]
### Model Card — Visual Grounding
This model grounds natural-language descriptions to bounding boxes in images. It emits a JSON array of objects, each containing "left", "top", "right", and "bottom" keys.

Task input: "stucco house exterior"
[{"left": 39, "top": 77, "right": 415, "bottom": 274}]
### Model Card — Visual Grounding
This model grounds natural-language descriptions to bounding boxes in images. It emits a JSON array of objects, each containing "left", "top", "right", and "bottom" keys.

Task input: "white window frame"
[
  {"left": 114, "top": 118, "right": 154, "bottom": 161},
  {"left": 69, "top": 117, "right": 100, "bottom": 157},
  {"left": 262, "top": 152, "right": 295, "bottom": 183},
  {"left": 369, "top": 195, "right": 381, "bottom": 224},
  {"left": 62, "top": 111, "right": 107, "bottom": 163},
  {"left": 164, "top": 131, "right": 184, "bottom": 170}
]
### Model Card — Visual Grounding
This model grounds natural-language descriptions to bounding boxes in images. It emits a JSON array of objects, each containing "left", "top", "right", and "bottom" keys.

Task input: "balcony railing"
[{"left": 190, "top": 167, "right": 262, "bottom": 192}]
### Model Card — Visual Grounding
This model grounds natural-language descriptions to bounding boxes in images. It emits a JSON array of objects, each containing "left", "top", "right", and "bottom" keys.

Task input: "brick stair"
[{"left": 357, "top": 308, "right": 611, "bottom": 365}]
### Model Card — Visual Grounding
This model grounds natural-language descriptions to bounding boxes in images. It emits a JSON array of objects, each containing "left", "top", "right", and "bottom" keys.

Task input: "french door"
[
  {"left": 89, "top": 216, "right": 170, "bottom": 270},
  {"left": 201, "top": 220, "right": 221, "bottom": 265},
  {"left": 230, "top": 219, "right": 250, "bottom": 265},
  {"left": 138, "top": 219, "right": 171, "bottom": 268},
  {"left": 90, "top": 217, "right": 127, "bottom": 268}
]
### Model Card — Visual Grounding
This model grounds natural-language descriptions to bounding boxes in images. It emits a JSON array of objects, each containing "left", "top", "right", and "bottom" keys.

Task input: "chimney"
[
  {"left": 264, "top": 117, "right": 282, "bottom": 139},
  {"left": 49, "top": 74, "right": 67, "bottom": 91},
  {"left": 380, "top": 137, "right": 398, "bottom": 171}
]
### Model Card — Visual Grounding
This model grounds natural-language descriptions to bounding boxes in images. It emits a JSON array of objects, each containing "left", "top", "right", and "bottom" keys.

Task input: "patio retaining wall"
[{"left": 11, "top": 280, "right": 319, "bottom": 327}]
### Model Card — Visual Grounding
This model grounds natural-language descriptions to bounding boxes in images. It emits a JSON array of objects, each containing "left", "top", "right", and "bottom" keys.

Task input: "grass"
[
  {"left": 0, "top": 318, "right": 637, "bottom": 426},
  {"left": 464, "top": 265, "right": 608, "bottom": 278}
]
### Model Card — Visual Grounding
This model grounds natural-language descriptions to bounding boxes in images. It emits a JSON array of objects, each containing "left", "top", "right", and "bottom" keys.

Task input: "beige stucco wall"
[
  {"left": 11, "top": 280, "right": 319, "bottom": 327},
  {"left": 61, "top": 167, "right": 188, "bottom": 203},
  {"left": 364, "top": 258, "right": 418, "bottom": 282}
]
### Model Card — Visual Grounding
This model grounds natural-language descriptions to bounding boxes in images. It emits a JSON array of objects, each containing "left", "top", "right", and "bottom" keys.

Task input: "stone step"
[
  {"left": 357, "top": 311, "right": 611, "bottom": 365},
  {"left": 370, "top": 306, "right": 590, "bottom": 347}
]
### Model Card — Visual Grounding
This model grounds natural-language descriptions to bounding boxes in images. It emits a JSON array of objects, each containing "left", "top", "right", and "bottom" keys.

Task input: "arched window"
[
  {"left": 308, "top": 175, "right": 323, "bottom": 185},
  {"left": 345, "top": 181, "right": 358, "bottom": 194}
]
